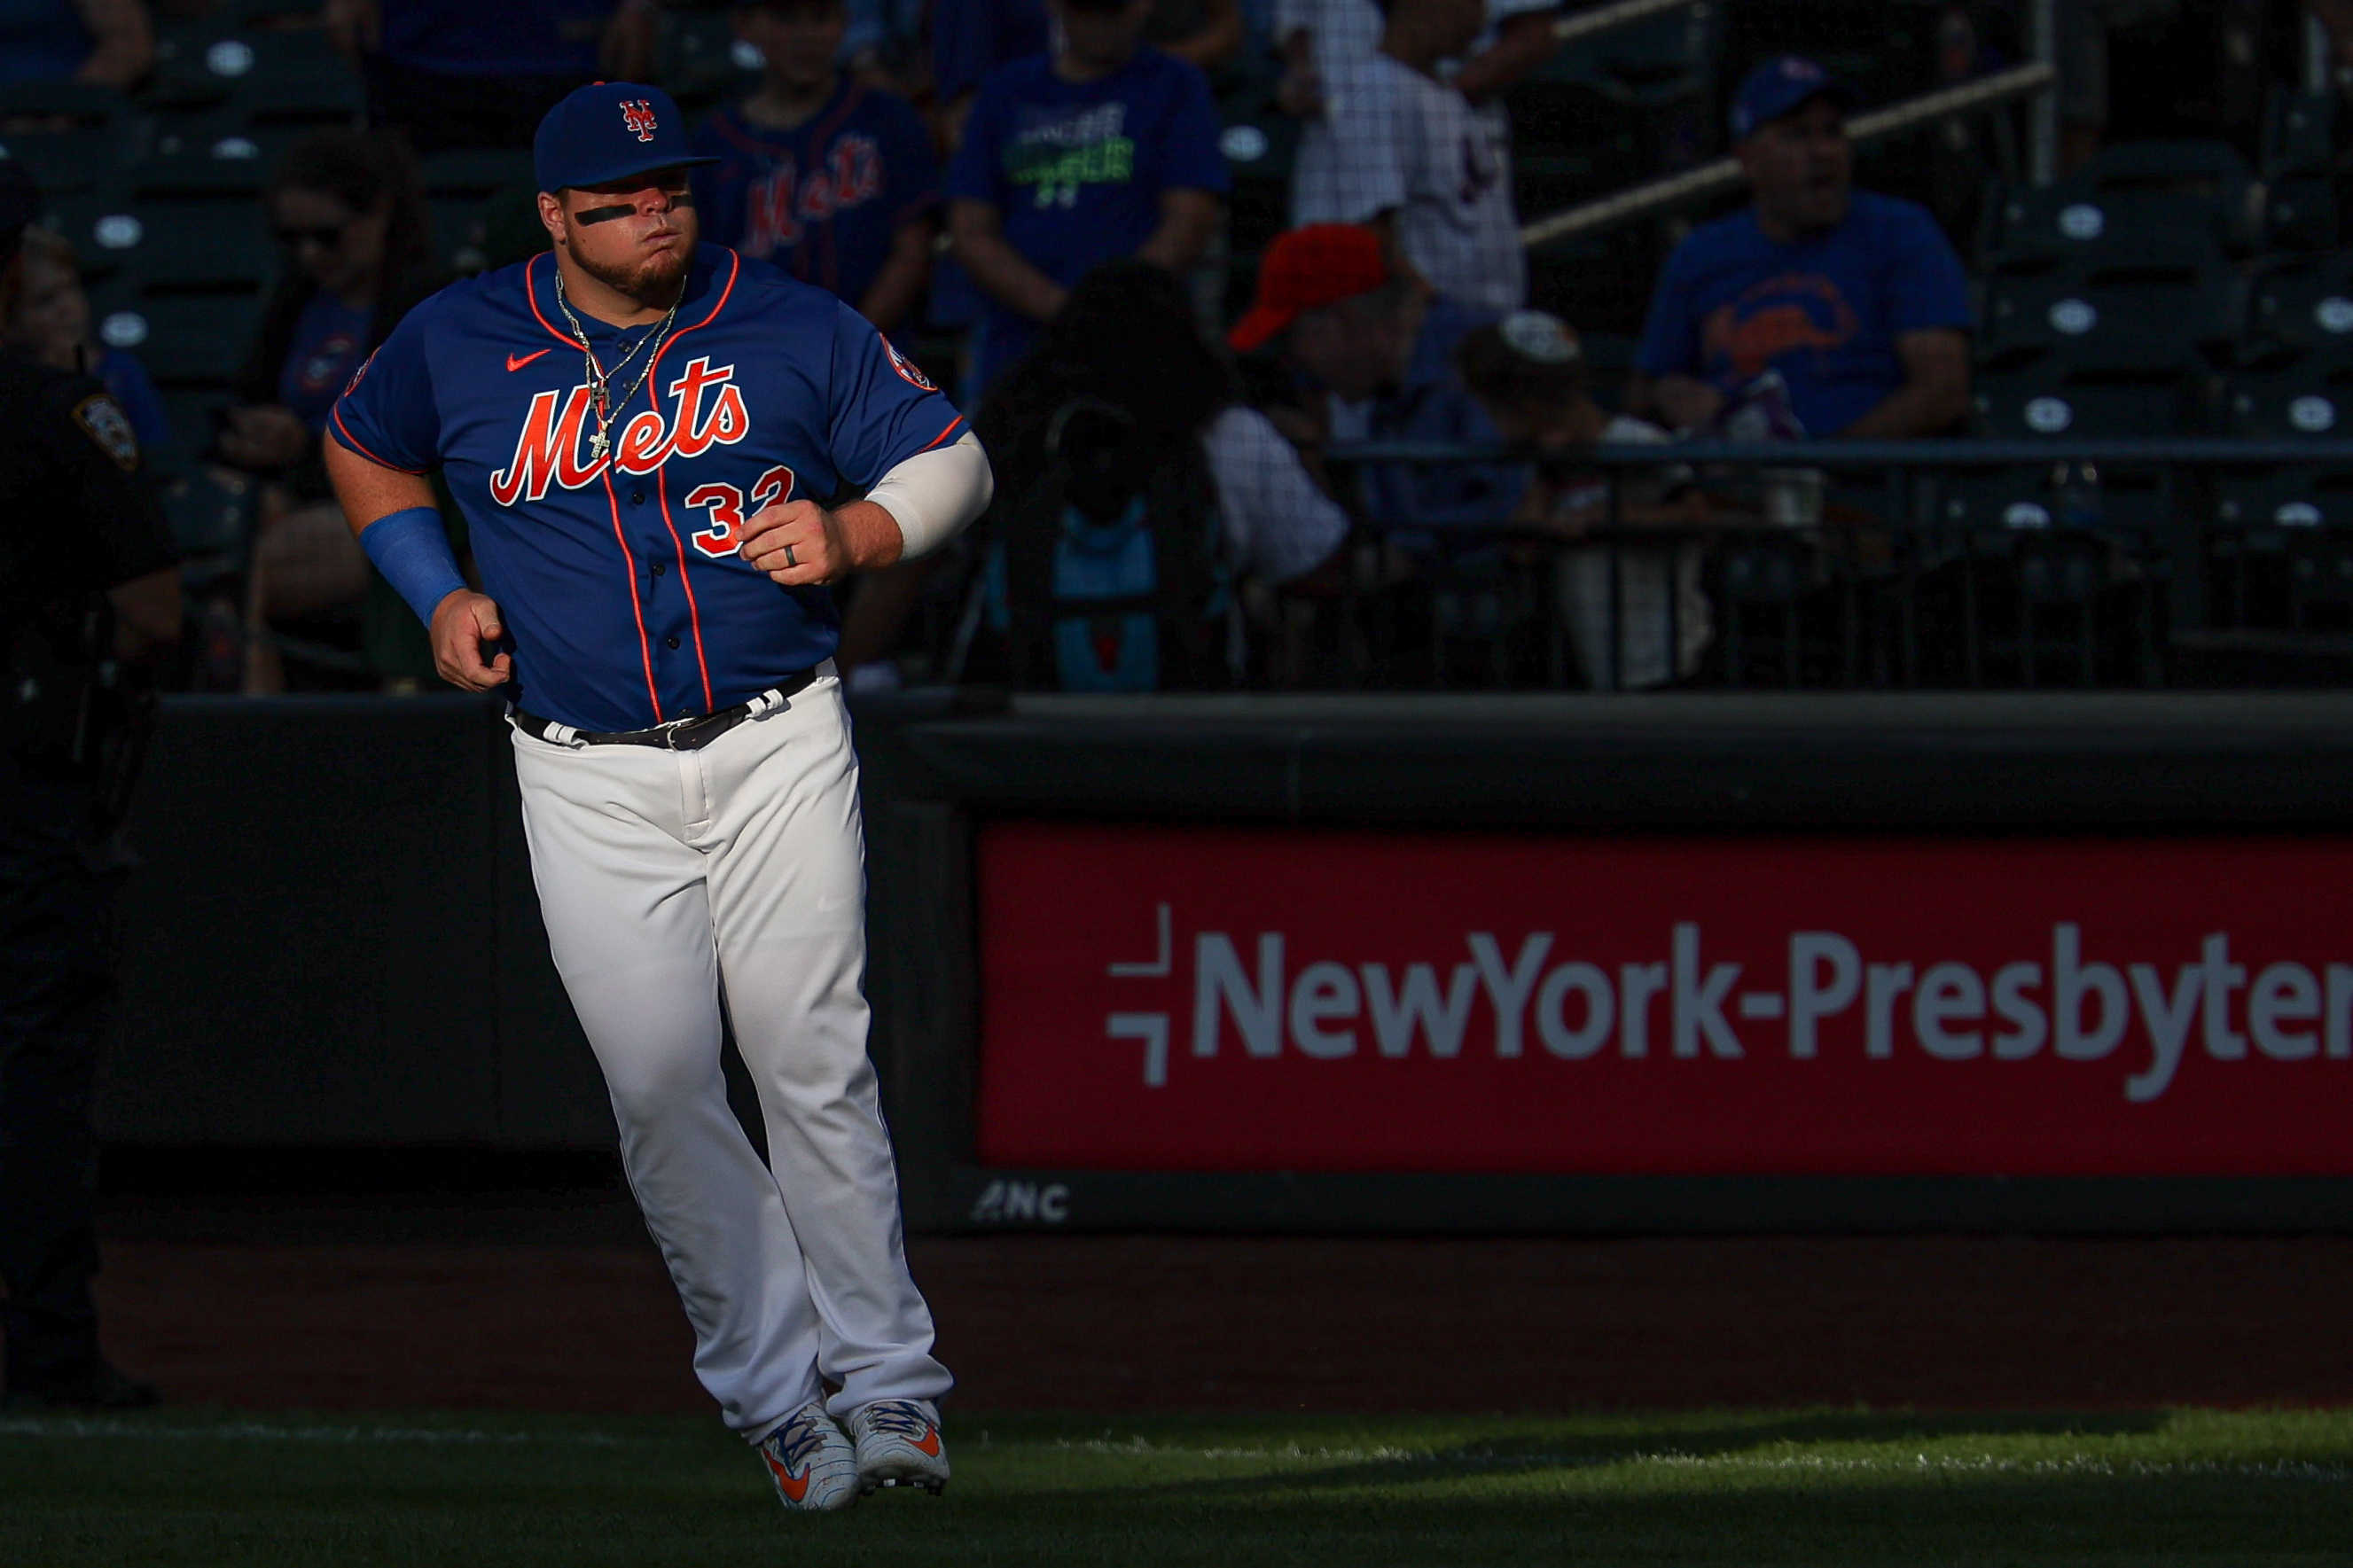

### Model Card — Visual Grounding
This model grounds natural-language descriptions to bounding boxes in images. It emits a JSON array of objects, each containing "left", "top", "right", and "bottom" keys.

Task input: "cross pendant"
[{"left": 589, "top": 427, "right": 609, "bottom": 460}]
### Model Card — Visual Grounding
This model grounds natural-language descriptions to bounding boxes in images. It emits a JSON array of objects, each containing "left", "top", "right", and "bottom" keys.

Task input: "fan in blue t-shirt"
[
  {"left": 1632, "top": 57, "right": 1973, "bottom": 441},
  {"left": 691, "top": 0, "right": 941, "bottom": 335},
  {"left": 944, "top": 0, "right": 1230, "bottom": 394}
]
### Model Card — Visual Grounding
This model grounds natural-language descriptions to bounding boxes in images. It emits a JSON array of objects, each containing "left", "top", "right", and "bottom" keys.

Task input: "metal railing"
[
  {"left": 1520, "top": 61, "right": 2058, "bottom": 248},
  {"left": 1318, "top": 437, "right": 2353, "bottom": 693}
]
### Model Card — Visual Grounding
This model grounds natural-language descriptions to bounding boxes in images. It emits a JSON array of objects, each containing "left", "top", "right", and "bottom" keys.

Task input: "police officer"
[{"left": 0, "top": 159, "right": 183, "bottom": 1411}]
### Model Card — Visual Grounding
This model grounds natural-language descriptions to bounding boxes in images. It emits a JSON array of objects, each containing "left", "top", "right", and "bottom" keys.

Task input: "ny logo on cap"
[{"left": 621, "top": 99, "right": 658, "bottom": 142}]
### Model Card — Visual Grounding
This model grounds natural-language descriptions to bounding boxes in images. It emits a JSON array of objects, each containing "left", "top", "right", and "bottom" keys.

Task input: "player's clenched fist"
[
  {"left": 739, "top": 498, "right": 903, "bottom": 587},
  {"left": 430, "top": 589, "right": 513, "bottom": 692}
]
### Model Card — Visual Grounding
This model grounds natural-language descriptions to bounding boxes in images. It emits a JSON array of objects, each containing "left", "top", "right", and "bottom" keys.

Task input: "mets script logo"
[
  {"left": 490, "top": 355, "right": 751, "bottom": 507},
  {"left": 621, "top": 99, "right": 659, "bottom": 142},
  {"left": 1701, "top": 273, "right": 1860, "bottom": 382}
]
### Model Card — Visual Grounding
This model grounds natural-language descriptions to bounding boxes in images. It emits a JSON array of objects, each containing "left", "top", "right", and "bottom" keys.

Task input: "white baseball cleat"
[
  {"left": 757, "top": 1400, "right": 860, "bottom": 1513},
  {"left": 848, "top": 1399, "right": 950, "bottom": 1494}
]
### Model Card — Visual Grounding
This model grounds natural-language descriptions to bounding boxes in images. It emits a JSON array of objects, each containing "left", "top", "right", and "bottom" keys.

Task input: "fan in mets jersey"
[{"left": 324, "top": 82, "right": 990, "bottom": 1513}]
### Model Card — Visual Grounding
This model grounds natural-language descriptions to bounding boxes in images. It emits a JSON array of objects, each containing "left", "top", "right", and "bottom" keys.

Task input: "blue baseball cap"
[
  {"left": 1728, "top": 56, "right": 1861, "bottom": 142},
  {"left": 533, "top": 82, "right": 717, "bottom": 194}
]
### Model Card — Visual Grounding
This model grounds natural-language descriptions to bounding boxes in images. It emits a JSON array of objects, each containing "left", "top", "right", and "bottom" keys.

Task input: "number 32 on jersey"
[{"left": 683, "top": 464, "right": 795, "bottom": 559}]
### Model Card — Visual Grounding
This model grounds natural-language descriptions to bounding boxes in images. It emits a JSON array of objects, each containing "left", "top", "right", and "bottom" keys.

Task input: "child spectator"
[
  {"left": 1286, "top": 0, "right": 1525, "bottom": 312},
  {"left": 983, "top": 259, "right": 1348, "bottom": 586},
  {"left": 692, "top": 0, "right": 939, "bottom": 336},
  {"left": 945, "top": 0, "right": 1229, "bottom": 394},
  {"left": 1628, "top": 57, "right": 1972, "bottom": 441},
  {"left": 1231, "top": 222, "right": 1521, "bottom": 534},
  {"left": 1457, "top": 310, "right": 1710, "bottom": 690},
  {"left": 6, "top": 227, "right": 172, "bottom": 464}
]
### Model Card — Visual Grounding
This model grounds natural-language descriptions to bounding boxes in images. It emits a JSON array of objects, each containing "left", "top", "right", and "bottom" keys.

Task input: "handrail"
[
  {"left": 1548, "top": 0, "right": 1703, "bottom": 48},
  {"left": 1519, "top": 61, "right": 2057, "bottom": 249},
  {"left": 1325, "top": 437, "right": 2353, "bottom": 467}
]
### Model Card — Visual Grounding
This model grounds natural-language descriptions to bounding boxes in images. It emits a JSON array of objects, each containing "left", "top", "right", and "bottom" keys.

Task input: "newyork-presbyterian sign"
[{"left": 974, "top": 823, "right": 2353, "bottom": 1175}]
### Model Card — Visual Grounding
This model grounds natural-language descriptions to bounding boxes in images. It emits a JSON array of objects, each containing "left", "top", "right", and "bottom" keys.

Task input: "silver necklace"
[{"left": 552, "top": 272, "right": 684, "bottom": 462}]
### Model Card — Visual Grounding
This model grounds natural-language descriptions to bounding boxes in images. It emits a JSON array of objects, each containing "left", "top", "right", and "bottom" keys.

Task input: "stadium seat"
[
  {"left": 2244, "top": 252, "right": 2353, "bottom": 361},
  {"left": 1974, "top": 350, "right": 2214, "bottom": 439},
  {"left": 658, "top": 9, "right": 762, "bottom": 113},
  {"left": 2213, "top": 464, "right": 2353, "bottom": 533},
  {"left": 145, "top": 20, "right": 356, "bottom": 113},
  {"left": 1977, "top": 240, "right": 2241, "bottom": 371},
  {"left": 84, "top": 280, "right": 266, "bottom": 392},
  {"left": 0, "top": 81, "right": 132, "bottom": 198},
  {"left": 2261, "top": 90, "right": 2337, "bottom": 252},
  {"left": 137, "top": 122, "right": 309, "bottom": 198},
  {"left": 2226, "top": 358, "right": 2353, "bottom": 439},
  {"left": 160, "top": 462, "right": 258, "bottom": 571},
  {"left": 1984, "top": 142, "right": 2262, "bottom": 261},
  {"left": 106, "top": 199, "right": 277, "bottom": 293},
  {"left": 419, "top": 148, "right": 540, "bottom": 269}
]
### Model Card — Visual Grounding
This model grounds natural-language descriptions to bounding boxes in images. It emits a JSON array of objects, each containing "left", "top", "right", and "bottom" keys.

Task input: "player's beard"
[{"left": 573, "top": 233, "right": 692, "bottom": 308}]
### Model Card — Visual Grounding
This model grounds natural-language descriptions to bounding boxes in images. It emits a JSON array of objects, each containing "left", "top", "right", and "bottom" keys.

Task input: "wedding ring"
[{"left": 784, "top": 542, "right": 798, "bottom": 569}]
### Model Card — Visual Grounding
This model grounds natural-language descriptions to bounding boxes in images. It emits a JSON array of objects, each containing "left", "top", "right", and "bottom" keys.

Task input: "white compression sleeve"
[{"left": 864, "top": 431, "right": 993, "bottom": 560}]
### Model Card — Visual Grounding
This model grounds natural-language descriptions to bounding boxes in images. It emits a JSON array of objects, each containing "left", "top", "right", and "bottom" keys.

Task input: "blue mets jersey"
[{"left": 331, "top": 243, "right": 966, "bottom": 733}]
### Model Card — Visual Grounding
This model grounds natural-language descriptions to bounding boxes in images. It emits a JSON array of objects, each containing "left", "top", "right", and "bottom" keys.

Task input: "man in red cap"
[{"left": 1231, "top": 222, "right": 1521, "bottom": 534}]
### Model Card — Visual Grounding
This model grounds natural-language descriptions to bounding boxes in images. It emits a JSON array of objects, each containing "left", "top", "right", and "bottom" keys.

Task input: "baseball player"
[{"left": 323, "top": 82, "right": 990, "bottom": 1512}]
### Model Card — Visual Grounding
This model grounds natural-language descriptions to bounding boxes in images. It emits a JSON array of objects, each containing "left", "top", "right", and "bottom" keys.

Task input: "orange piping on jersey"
[{"left": 329, "top": 407, "right": 427, "bottom": 474}]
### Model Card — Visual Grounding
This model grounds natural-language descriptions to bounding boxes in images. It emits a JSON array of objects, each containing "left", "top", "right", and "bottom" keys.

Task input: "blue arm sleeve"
[{"left": 360, "top": 506, "right": 468, "bottom": 627}]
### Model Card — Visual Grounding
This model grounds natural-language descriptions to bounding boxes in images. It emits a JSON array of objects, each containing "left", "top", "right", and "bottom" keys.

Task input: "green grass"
[{"left": 3, "top": 1407, "right": 2349, "bottom": 1566}]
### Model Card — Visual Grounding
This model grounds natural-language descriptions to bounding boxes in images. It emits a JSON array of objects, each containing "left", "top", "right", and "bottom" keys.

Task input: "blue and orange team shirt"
[
  {"left": 690, "top": 82, "right": 941, "bottom": 313},
  {"left": 1634, "top": 189, "right": 1973, "bottom": 439},
  {"left": 330, "top": 244, "right": 967, "bottom": 734}
]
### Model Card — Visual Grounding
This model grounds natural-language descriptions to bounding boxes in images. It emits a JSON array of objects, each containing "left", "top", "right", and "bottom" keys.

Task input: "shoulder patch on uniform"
[
  {"left": 883, "top": 338, "right": 937, "bottom": 393},
  {"left": 343, "top": 347, "right": 379, "bottom": 399},
  {"left": 72, "top": 394, "right": 139, "bottom": 472}
]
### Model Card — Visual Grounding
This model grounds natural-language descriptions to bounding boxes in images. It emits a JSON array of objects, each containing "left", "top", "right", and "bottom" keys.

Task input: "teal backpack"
[{"left": 989, "top": 401, "right": 1231, "bottom": 691}]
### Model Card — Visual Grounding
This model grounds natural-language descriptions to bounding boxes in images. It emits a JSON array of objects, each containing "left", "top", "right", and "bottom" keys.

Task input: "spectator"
[
  {"left": 324, "top": 0, "right": 658, "bottom": 157},
  {"left": 953, "top": 259, "right": 1342, "bottom": 686},
  {"left": 934, "top": 0, "right": 1242, "bottom": 147},
  {"left": 1230, "top": 222, "right": 1521, "bottom": 534},
  {"left": 6, "top": 227, "right": 171, "bottom": 463},
  {"left": 220, "top": 130, "right": 447, "bottom": 692},
  {"left": 1628, "top": 57, "right": 1972, "bottom": 441},
  {"left": 691, "top": 0, "right": 939, "bottom": 335},
  {"left": 982, "top": 258, "right": 1347, "bottom": 585},
  {"left": 1286, "top": 0, "right": 1526, "bottom": 312},
  {"left": 1276, "top": 0, "right": 1559, "bottom": 122},
  {"left": 1457, "top": 309, "right": 1710, "bottom": 690},
  {"left": 945, "top": 0, "right": 1228, "bottom": 394},
  {"left": 0, "top": 0, "right": 151, "bottom": 90}
]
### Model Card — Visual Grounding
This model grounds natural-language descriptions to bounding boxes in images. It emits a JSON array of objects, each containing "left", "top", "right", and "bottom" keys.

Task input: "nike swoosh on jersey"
[
  {"left": 762, "top": 1450, "right": 811, "bottom": 1501},
  {"left": 506, "top": 349, "right": 552, "bottom": 372}
]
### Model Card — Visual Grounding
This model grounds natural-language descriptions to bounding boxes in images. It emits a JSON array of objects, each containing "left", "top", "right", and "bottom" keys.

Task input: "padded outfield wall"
[{"left": 96, "top": 690, "right": 2353, "bottom": 1235}]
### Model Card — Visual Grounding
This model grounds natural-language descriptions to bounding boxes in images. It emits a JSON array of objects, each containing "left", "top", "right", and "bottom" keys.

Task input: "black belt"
[{"left": 512, "top": 667, "right": 818, "bottom": 751}]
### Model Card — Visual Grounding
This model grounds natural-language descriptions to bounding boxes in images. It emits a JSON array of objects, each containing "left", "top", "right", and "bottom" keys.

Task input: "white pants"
[{"left": 509, "top": 667, "right": 950, "bottom": 1440}]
